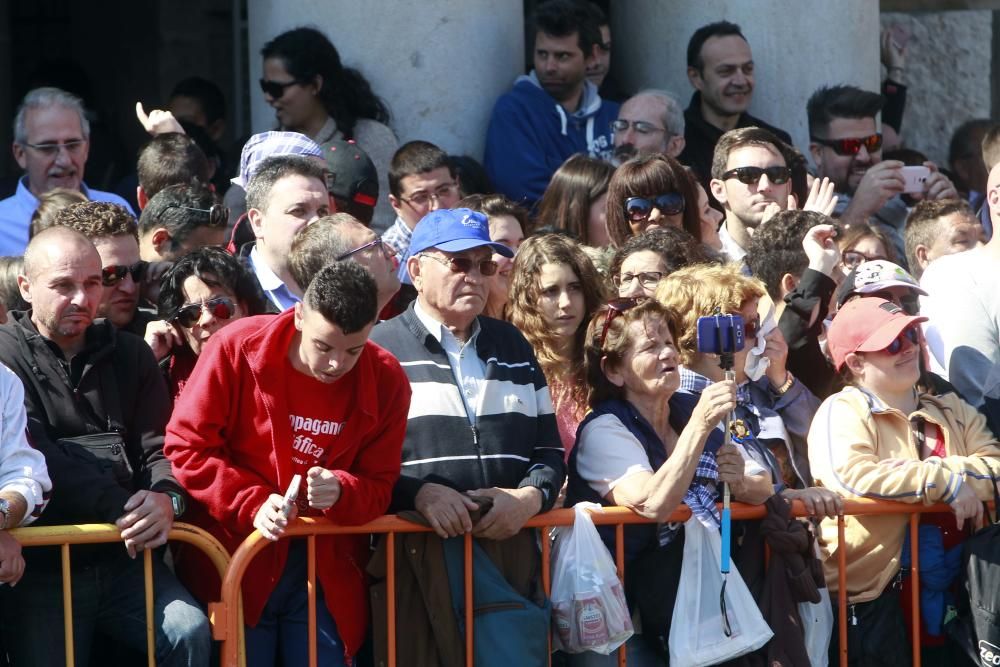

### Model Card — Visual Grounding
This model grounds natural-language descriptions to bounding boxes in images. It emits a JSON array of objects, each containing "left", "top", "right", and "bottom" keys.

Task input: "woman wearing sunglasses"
[
  {"left": 809, "top": 297, "right": 1000, "bottom": 664},
  {"left": 605, "top": 154, "right": 702, "bottom": 248},
  {"left": 146, "top": 247, "right": 268, "bottom": 401},
  {"left": 507, "top": 234, "right": 606, "bottom": 459},
  {"left": 656, "top": 264, "right": 841, "bottom": 515},
  {"left": 563, "top": 297, "right": 745, "bottom": 665},
  {"left": 260, "top": 27, "right": 396, "bottom": 230}
]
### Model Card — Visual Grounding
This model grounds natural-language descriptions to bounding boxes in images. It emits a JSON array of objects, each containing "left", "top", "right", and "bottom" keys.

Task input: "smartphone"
[
  {"left": 280, "top": 474, "right": 302, "bottom": 518},
  {"left": 901, "top": 165, "right": 930, "bottom": 194},
  {"left": 695, "top": 314, "right": 745, "bottom": 355}
]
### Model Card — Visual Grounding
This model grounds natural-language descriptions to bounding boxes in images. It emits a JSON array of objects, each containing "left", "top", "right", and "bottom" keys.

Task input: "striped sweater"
[{"left": 371, "top": 303, "right": 565, "bottom": 512}]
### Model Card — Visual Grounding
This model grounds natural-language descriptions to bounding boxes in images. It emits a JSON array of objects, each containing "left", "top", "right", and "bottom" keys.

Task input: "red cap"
[{"left": 827, "top": 298, "right": 927, "bottom": 371}]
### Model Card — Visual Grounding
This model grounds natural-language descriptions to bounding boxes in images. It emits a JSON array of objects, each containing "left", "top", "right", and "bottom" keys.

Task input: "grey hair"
[
  {"left": 13, "top": 87, "right": 90, "bottom": 145},
  {"left": 632, "top": 89, "right": 685, "bottom": 138}
]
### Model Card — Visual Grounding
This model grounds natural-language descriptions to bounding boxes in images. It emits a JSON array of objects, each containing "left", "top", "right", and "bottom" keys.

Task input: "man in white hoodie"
[{"left": 484, "top": 0, "right": 618, "bottom": 210}]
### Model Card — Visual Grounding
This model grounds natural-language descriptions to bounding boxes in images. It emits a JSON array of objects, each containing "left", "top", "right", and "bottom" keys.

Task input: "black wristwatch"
[{"left": 165, "top": 491, "right": 186, "bottom": 519}]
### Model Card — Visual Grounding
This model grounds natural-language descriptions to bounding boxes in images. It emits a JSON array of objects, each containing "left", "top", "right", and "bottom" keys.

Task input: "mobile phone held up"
[
  {"left": 696, "top": 314, "right": 745, "bottom": 356},
  {"left": 901, "top": 165, "right": 930, "bottom": 194}
]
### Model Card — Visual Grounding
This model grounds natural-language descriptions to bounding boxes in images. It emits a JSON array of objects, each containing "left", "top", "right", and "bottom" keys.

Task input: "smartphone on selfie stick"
[{"left": 696, "top": 313, "right": 745, "bottom": 635}]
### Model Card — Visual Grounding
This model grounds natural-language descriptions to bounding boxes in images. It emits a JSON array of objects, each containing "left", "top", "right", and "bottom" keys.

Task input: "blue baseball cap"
[{"left": 398, "top": 208, "right": 514, "bottom": 284}]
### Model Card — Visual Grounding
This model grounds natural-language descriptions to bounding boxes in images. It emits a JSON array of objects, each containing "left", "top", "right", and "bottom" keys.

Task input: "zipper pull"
[
  {"left": 850, "top": 605, "right": 858, "bottom": 626},
  {"left": 470, "top": 425, "right": 479, "bottom": 446}
]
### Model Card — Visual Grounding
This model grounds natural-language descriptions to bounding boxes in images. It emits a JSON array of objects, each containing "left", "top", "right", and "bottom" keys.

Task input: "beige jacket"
[{"left": 807, "top": 386, "right": 1000, "bottom": 603}]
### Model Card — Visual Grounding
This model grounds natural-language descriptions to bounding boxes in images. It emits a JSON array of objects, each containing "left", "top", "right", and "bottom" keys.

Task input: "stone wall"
[{"left": 880, "top": 10, "right": 993, "bottom": 166}]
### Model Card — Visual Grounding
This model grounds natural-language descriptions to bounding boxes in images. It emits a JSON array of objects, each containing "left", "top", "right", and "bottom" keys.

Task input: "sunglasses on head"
[
  {"left": 155, "top": 204, "right": 229, "bottom": 228},
  {"left": 259, "top": 78, "right": 301, "bottom": 99},
  {"left": 597, "top": 297, "right": 645, "bottom": 349},
  {"left": 419, "top": 253, "right": 498, "bottom": 276},
  {"left": 721, "top": 166, "right": 791, "bottom": 185},
  {"left": 882, "top": 326, "right": 919, "bottom": 355},
  {"left": 624, "top": 193, "right": 685, "bottom": 221},
  {"left": 811, "top": 133, "right": 883, "bottom": 156},
  {"left": 102, "top": 261, "right": 148, "bottom": 287},
  {"left": 170, "top": 296, "right": 237, "bottom": 329}
]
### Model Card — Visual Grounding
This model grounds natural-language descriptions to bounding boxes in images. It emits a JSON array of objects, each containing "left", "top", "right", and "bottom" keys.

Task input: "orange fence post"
[
  {"left": 909, "top": 514, "right": 921, "bottom": 667},
  {"left": 61, "top": 543, "right": 74, "bottom": 667},
  {"left": 386, "top": 531, "right": 396, "bottom": 667},
  {"left": 144, "top": 549, "right": 155, "bottom": 667},
  {"left": 615, "top": 522, "right": 626, "bottom": 667},
  {"left": 542, "top": 525, "right": 552, "bottom": 666},
  {"left": 838, "top": 515, "right": 848, "bottom": 667},
  {"left": 464, "top": 532, "right": 474, "bottom": 667},
  {"left": 307, "top": 535, "right": 318, "bottom": 667}
]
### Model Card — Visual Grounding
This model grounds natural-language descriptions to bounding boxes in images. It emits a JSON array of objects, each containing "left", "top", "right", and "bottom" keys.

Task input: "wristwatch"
[
  {"left": 0, "top": 498, "right": 11, "bottom": 530},
  {"left": 165, "top": 491, "right": 186, "bottom": 519}
]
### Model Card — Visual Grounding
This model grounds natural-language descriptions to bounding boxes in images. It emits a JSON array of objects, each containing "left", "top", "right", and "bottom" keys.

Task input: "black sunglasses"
[
  {"left": 624, "top": 194, "right": 685, "bottom": 220},
  {"left": 170, "top": 296, "right": 237, "bottom": 329},
  {"left": 811, "top": 133, "right": 883, "bottom": 156},
  {"left": 102, "top": 261, "right": 148, "bottom": 287},
  {"left": 419, "top": 254, "right": 498, "bottom": 276},
  {"left": 721, "top": 166, "right": 791, "bottom": 186},
  {"left": 156, "top": 204, "right": 229, "bottom": 228},
  {"left": 259, "top": 78, "right": 301, "bottom": 99},
  {"left": 597, "top": 297, "right": 646, "bottom": 349}
]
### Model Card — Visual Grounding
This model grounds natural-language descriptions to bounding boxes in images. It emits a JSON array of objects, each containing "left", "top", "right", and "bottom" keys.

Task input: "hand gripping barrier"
[
  {"left": 9, "top": 522, "right": 234, "bottom": 667},
  {"left": 216, "top": 500, "right": 965, "bottom": 667}
]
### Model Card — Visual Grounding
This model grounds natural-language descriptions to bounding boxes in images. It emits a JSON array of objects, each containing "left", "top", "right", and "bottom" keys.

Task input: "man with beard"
[
  {"left": 709, "top": 127, "right": 795, "bottom": 262},
  {"left": 679, "top": 21, "right": 792, "bottom": 190},
  {"left": 484, "top": 0, "right": 618, "bottom": 210},
  {"left": 612, "top": 89, "right": 686, "bottom": 165},
  {"left": 808, "top": 85, "right": 957, "bottom": 261},
  {"left": 53, "top": 201, "right": 154, "bottom": 338},
  {"left": 0, "top": 88, "right": 134, "bottom": 256}
]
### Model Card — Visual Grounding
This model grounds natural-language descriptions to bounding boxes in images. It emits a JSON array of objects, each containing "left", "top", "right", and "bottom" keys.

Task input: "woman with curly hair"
[
  {"left": 508, "top": 234, "right": 607, "bottom": 455},
  {"left": 260, "top": 26, "right": 397, "bottom": 228},
  {"left": 605, "top": 153, "right": 701, "bottom": 247},
  {"left": 535, "top": 154, "right": 614, "bottom": 247}
]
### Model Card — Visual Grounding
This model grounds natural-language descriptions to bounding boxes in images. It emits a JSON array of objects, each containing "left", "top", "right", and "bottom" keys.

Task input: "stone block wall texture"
[
  {"left": 880, "top": 11, "right": 992, "bottom": 167},
  {"left": 248, "top": 0, "right": 524, "bottom": 158}
]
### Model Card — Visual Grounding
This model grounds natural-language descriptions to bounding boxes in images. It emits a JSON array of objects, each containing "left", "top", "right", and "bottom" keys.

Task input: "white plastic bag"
[
  {"left": 799, "top": 586, "right": 833, "bottom": 667},
  {"left": 669, "top": 516, "right": 773, "bottom": 667},
  {"left": 550, "top": 502, "right": 633, "bottom": 655}
]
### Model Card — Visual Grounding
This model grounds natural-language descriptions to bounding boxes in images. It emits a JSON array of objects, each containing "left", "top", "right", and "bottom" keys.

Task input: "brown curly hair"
[
  {"left": 53, "top": 201, "right": 138, "bottom": 243},
  {"left": 654, "top": 263, "right": 766, "bottom": 365},
  {"left": 508, "top": 234, "right": 607, "bottom": 411}
]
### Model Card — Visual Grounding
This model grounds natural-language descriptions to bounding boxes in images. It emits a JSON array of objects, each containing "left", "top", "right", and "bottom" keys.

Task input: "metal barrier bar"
[
  {"left": 11, "top": 523, "right": 235, "bottom": 667},
  {"left": 615, "top": 523, "right": 626, "bottom": 667},
  {"left": 909, "top": 514, "right": 921, "bottom": 667},
  {"left": 218, "top": 500, "right": 959, "bottom": 667},
  {"left": 307, "top": 534, "right": 317, "bottom": 667}
]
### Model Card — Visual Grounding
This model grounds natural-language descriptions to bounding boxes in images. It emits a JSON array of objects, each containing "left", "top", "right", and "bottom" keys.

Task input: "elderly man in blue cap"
[{"left": 369, "top": 207, "right": 563, "bottom": 662}]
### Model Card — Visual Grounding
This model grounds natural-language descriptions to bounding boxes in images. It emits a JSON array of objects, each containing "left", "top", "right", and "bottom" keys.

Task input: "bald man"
[
  {"left": 0, "top": 226, "right": 210, "bottom": 666},
  {"left": 920, "top": 163, "right": 1000, "bottom": 409}
]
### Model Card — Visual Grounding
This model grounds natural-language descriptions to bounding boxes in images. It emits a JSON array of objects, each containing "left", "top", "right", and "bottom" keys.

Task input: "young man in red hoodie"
[{"left": 164, "top": 261, "right": 410, "bottom": 666}]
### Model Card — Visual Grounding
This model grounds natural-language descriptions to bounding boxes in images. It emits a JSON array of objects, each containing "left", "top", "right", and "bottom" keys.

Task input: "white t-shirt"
[{"left": 575, "top": 414, "right": 653, "bottom": 499}]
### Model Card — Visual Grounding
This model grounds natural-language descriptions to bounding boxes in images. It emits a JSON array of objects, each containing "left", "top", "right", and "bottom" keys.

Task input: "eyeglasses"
[
  {"left": 259, "top": 78, "right": 301, "bottom": 99},
  {"left": 399, "top": 183, "right": 459, "bottom": 209},
  {"left": 597, "top": 297, "right": 645, "bottom": 349},
  {"left": 22, "top": 140, "right": 87, "bottom": 157},
  {"left": 336, "top": 237, "right": 398, "bottom": 262},
  {"left": 418, "top": 253, "right": 498, "bottom": 276},
  {"left": 882, "top": 326, "right": 919, "bottom": 355},
  {"left": 170, "top": 296, "right": 237, "bottom": 328},
  {"left": 811, "top": 133, "right": 883, "bottom": 156},
  {"left": 610, "top": 119, "right": 668, "bottom": 136},
  {"left": 102, "top": 261, "right": 149, "bottom": 287},
  {"left": 721, "top": 166, "right": 792, "bottom": 185},
  {"left": 624, "top": 194, "right": 685, "bottom": 221},
  {"left": 156, "top": 204, "right": 229, "bottom": 228},
  {"left": 613, "top": 271, "right": 664, "bottom": 291},
  {"left": 842, "top": 250, "right": 888, "bottom": 270}
]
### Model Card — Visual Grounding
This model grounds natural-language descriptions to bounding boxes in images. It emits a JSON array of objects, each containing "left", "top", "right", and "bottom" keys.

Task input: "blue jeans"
[
  {"left": 245, "top": 541, "right": 351, "bottom": 667},
  {"left": 564, "top": 634, "right": 665, "bottom": 667},
  {"left": 0, "top": 548, "right": 211, "bottom": 666}
]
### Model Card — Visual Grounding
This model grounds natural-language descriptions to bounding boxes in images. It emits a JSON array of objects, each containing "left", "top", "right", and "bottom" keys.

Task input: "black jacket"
[
  {"left": 679, "top": 91, "right": 794, "bottom": 187},
  {"left": 0, "top": 311, "right": 180, "bottom": 527}
]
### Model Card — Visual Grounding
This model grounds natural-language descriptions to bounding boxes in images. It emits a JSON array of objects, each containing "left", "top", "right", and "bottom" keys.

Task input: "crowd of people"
[{"left": 0, "top": 1, "right": 997, "bottom": 666}]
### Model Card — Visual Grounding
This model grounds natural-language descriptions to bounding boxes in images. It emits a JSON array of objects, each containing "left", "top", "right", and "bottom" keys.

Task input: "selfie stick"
[{"left": 717, "top": 325, "right": 736, "bottom": 636}]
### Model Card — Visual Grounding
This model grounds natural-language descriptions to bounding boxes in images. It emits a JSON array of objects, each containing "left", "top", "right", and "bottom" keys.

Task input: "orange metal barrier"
[
  {"left": 10, "top": 522, "right": 234, "bottom": 667},
  {"left": 216, "top": 499, "right": 964, "bottom": 667}
]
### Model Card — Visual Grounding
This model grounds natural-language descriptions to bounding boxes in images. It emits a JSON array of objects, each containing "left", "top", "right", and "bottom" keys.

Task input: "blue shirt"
[
  {"left": 249, "top": 245, "right": 300, "bottom": 311},
  {"left": 0, "top": 177, "right": 135, "bottom": 256}
]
